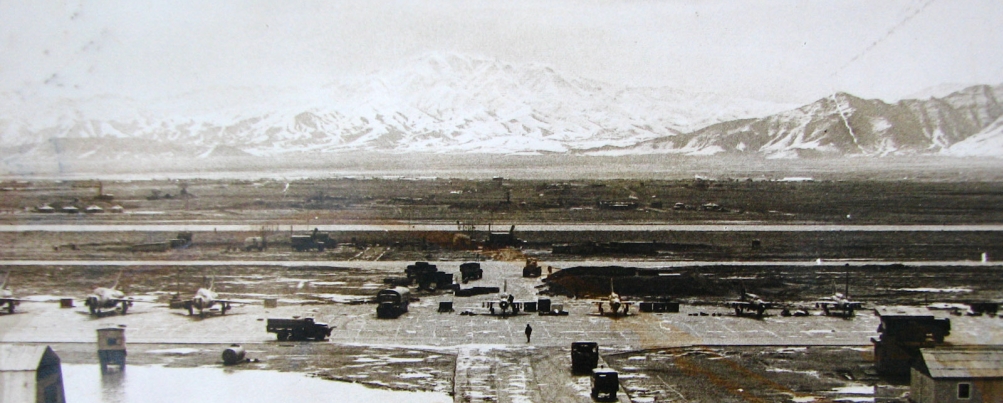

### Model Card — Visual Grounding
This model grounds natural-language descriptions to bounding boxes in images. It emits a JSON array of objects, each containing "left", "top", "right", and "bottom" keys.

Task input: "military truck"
[
  {"left": 591, "top": 367, "right": 620, "bottom": 401},
  {"left": 376, "top": 287, "right": 411, "bottom": 318},
  {"left": 243, "top": 236, "right": 266, "bottom": 251},
  {"left": 522, "top": 258, "right": 542, "bottom": 277},
  {"left": 460, "top": 262, "right": 483, "bottom": 282},
  {"left": 571, "top": 342, "right": 599, "bottom": 374},
  {"left": 131, "top": 232, "right": 193, "bottom": 252},
  {"left": 291, "top": 228, "right": 336, "bottom": 252},
  {"left": 406, "top": 262, "right": 457, "bottom": 291},
  {"left": 266, "top": 317, "right": 332, "bottom": 341},
  {"left": 406, "top": 262, "right": 438, "bottom": 280}
]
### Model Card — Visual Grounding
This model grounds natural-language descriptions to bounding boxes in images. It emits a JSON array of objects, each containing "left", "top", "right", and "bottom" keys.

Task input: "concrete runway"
[{"left": 4, "top": 260, "right": 1003, "bottom": 403}]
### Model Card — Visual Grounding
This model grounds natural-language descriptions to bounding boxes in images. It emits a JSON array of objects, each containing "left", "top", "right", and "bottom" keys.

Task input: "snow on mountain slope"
[
  {"left": 3, "top": 52, "right": 1001, "bottom": 160},
  {"left": 0, "top": 53, "right": 794, "bottom": 158},
  {"left": 946, "top": 115, "right": 1003, "bottom": 157},
  {"left": 593, "top": 84, "right": 1003, "bottom": 157}
]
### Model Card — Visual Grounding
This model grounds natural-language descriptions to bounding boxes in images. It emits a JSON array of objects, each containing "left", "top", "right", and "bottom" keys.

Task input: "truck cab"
[
  {"left": 591, "top": 367, "right": 619, "bottom": 401},
  {"left": 376, "top": 287, "right": 411, "bottom": 318},
  {"left": 571, "top": 342, "right": 599, "bottom": 374}
]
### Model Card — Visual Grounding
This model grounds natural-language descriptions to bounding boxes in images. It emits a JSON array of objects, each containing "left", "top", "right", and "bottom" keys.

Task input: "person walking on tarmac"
[{"left": 525, "top": 323, "right": 533, "bottom": 343}]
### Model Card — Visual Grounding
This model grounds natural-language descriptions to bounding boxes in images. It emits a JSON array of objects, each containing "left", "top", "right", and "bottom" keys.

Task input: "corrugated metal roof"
[
  {"left": 921, "top": 348, "right": 1003, "bottom": 379},
  {"left": 0, "top": 345, "right": 48, "bottom": 371}
]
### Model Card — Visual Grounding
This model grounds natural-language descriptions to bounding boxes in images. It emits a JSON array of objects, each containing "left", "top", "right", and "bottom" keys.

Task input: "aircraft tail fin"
[
  {"left": 844, "top": 269, "right": 851, "bottom": 299},
  {"left": 111, "top": 269, "right": 124, "bottom": 290}
]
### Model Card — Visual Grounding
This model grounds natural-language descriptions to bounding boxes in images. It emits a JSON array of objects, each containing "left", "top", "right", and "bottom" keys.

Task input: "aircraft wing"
[
  {"left": 0, "top": 298, "right": 26, "bottom": 304},
  {"left": 815, "top": 301, "right": 863, "bottom": 308},
  {"left": 108, "top": 297, "right": 139, "bottom": 304}
]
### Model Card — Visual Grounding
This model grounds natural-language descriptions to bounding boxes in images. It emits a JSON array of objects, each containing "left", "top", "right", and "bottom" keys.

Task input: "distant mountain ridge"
[
  {"left": 1, "top": 52, "right": 1002, "bottom": 161},
  {"left": 596, "top": 85, "right": 1003, "bottom": 158}
]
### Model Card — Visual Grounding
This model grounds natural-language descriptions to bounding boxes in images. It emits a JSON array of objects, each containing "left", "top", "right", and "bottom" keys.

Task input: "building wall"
[
  {"left": 912, "top": 370, "right": 1003, "bottom": 403},
  {"left": 930, "top": 378, "right": 1003, "bottom": 403},
  {"left": 0, "top": 372, "right": 37, "bottom": 403},
  {"left": 35, "top": 362, "right": 65, "bottom": 403},
  {"left": 911, "top": 368, "right": 936, "bottom": 403}
]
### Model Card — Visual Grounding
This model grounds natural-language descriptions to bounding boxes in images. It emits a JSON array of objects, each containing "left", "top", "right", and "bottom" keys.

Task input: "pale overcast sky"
[{"left": 1, "top": 0, "right": 1001, "bottom": 105}]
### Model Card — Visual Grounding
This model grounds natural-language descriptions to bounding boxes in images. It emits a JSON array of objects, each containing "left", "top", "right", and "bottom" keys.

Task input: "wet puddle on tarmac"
[{"left": 62, "top": 364, "right": 452, "bottom": 403}]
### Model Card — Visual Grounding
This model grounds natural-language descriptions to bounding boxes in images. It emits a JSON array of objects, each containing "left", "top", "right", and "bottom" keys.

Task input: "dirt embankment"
[{"left": 543, "top": 264, "right": 1003, "bottom": 305}]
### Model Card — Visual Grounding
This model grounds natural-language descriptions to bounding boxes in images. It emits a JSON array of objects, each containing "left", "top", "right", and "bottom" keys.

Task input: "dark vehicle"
[
  {"left": 522, "top": 258, "right": 542, "bottom": 278},
  {"left": 454, "top": 286, "right": 500, "bottom": 297},
  {"left": 406, "top": 262, "right": 456, "bottom": 291},
  {"left": 131, "top": 232, "right": 193, "bottom": 252},
  {"left": 376, "top": 287, "right": 411, "bottom": 318},
  {"left": 591, "top": 367, "right": 619, "bottom": 401},
  {"left": 291, "top": 228, "right": 336, "bottom": 252},
  {"left": 571, "top": 342, "right": 599, "bottom": 374},
  {"left": 243, "top": 236, "right": 266, "bottom": 251},
  {"left": 406, "top": 262, "right": 438, "bottom": 280},
  {"left": 460, "top": 262, "right": 483, "bottom": 282},
  {"left": 266, "top": 317, "right": 332, "bottom": 341}
]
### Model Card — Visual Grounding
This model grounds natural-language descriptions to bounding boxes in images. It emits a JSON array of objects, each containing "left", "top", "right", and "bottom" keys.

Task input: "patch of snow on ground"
[
  {"left": 19, "top": 295, "right": 68, "bottom": 302},
  {"left": 309, "top": 281, "right": 347, "bottom": 286},
  {"left": 801, "top": 329, "right": 836, "bottom": 334},
  {"left": 832, "top": 385, "right": 875, "bottom": 395},
  {"left": 146, "top": 348, "right": 200, "bottom": 355},
  {"left": 766, "top": 367, "right": 821, "bottom": 378},
  {"left": 315, "top": 294, "right": 370, "bottom": 303},
  {"left": 899, "top": 287, "right": 972, "bottom": 293},
  {"left": 399, "top": 372, "right": 432, "bottom": 379},
  {"left": 388, "top": 357, "right": 424, "bottom": 363}
]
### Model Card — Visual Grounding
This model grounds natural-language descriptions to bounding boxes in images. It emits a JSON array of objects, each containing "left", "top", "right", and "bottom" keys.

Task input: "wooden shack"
[
  {"left": 912, "top": 348, "right": 1003, "bottom": 403},
  {"left": 0, "top": 345, "right": 65, "bottom": 403}
]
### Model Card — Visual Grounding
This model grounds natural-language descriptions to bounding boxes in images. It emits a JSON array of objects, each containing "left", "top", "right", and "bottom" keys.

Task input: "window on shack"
[{"left": 957, "top": 382, "right": 971, "bottom": 399}]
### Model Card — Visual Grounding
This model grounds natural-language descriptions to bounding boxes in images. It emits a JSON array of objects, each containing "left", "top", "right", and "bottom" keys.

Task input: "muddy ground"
[
  {"left": 5, "top": 178, "right": 1003, "bottom": 225},
  {"left": 48, "top": 342, "right": 455, "bottom": 394},
  {"left": 4, "top": 177, "right": 1003, "bottom": 402},
  {"left": 3, "top": 229, "right": 1003, "bottom": 264},
  {"left": 604, "top": 346, "right": 893, "bottom": 403},
  {"left": 3, "top": 260, "right": 1001, "bottom": 403}
]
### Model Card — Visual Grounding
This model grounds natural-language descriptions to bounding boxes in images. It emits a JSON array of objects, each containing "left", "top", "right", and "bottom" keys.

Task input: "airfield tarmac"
[
  {"left": 3, "top": 259, "right": 1003, "bottom": 402},
  {"left": 3, "top": 177, "right": 1003, "bottom": 402}
]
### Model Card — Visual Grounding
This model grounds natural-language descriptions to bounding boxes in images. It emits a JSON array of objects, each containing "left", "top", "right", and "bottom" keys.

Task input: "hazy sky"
[{"left": 2, "top": 0, "right": 1001, "bottom": 105}]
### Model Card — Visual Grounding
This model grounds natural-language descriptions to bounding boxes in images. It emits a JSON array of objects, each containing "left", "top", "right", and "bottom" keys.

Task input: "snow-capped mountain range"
[
  {"left": 598, "top": 85, "right": 1003, "bottom": 158},
  {"left": 1, "top": 53, "right": 1002, "bottom": 160}
]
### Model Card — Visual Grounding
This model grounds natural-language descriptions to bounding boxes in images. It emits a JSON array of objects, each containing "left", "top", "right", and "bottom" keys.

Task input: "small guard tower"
[
  {"left": 872, "top": 307, "right": 950, "bottom": 376},
  {"left": 96, "top": 327, "right": 126, "bottom": 373}
]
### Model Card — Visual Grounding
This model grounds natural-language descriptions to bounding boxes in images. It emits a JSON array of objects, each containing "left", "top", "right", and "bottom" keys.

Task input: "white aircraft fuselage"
[
  {"left": 188, "top": 287, "right": 231, "bottom": 317},
  {"left": 86, "top": 287, "right": 131, "bottom": 314}
]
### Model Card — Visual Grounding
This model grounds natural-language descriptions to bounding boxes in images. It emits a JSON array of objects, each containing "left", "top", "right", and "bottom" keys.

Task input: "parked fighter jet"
[
  {"left": 185, "top": 276, "right": 236, "bottom": 317},
  {"left": 725, "top": 284, "right": 774, "bottom": 317},
  {"left": 815, "top": 273, "right": 863, "bottom": 317},
  {"left": 595, "top": 279, "right": 632, "bottom": 316},
  {"left": 1, "top": 271, "right": 24, "bottom": 314},
  {"left": 84, "top": 270, "right": 134, "bottom": 315},
  {"left": 483, "top": 280, "right": 521, "bottom": 316}
]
